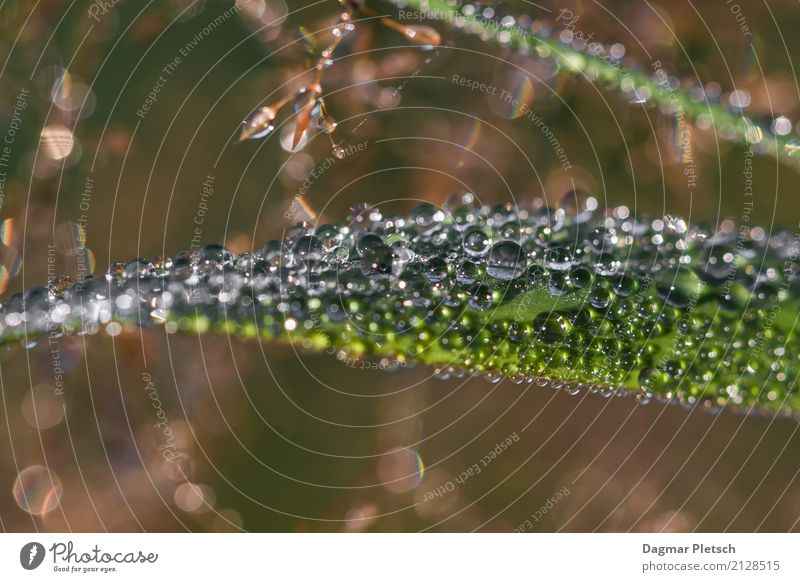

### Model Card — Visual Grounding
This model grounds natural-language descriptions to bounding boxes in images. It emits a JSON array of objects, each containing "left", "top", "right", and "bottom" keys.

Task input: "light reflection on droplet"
[
  {"left": 55, "top": 221, "right": 87, "bottom": 256},
  {"left": 105, "top": 322, "right": 122, "bottom": 336},
  {"left": 488, "top": 72, "right": 534, "bottom": 119},
  {"left": 174, "top": 482, "right": 215, "bottom": 513},
  {"left": 376, "top": 87, "right": 401, "bottom": 109},
  {"left": 259, "top": 0, "right": 287, "bottom": 27},
  {"left": 773, "top": 116, "right": 792, "bottom": 136},
  {"left": 235, "top": 0, "right": 265, "bottom": 19},
  {"left": 51, "top": 71, "right": 95, "bottom": 117},
  {"left": 344, "top": 502, "right": 378, "bottom": 532},
  {"left": 0, "top": 265, "right": 10, "bottom": 294},
  {"left": 68, "top": 246, "right": 96, "bottom": 279},
  {"left": 40, "top": 125, "right": 75, "bottom": 160},
  {"left": 239, "top": 104, "right": 277, "bottom": 141},
  {"left": 728, "top": 89, "right": 751, "bottom": 109},
  {"left": 280, "top": 123, "right": 308, "bottom": 152},
  {"left": 377, "top": 447, "right": 425, "bottom": 493},
  {"left": 21, "top": 384, "right": 65, "bottom": 430},
  {"left": 744, "top": 122, "right": 763, "bottom": 145},
  {"left": 454, "top": 121, "right": 482, "bottom": 169},
  {"left": 0, "top": 218, "right": 15, "bottom": 247},
  {"left": 13, "top": 465, "right": 63, "bottom": 516},
  {"left": 696, "top": 112, "right": 713, "bottom": 131},
  {"left": 3, "top": 242, "right": 22, "bottom": 277},
  {"left": 704, "top": 82, "right": 722, "bottom": 99}
]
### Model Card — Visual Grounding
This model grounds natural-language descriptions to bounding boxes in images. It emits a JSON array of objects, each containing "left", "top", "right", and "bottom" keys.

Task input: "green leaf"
[{"left": 2, "top": 198, "right": 798, "bottom": 417}]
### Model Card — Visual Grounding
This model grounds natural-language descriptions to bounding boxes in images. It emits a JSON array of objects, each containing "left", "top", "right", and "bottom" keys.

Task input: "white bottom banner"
[{"left": 0, "top": 533, "right": 796, "bottom": 580}]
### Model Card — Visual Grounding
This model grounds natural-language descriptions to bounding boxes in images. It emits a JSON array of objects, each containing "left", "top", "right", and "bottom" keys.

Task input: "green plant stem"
[{"left": 398, "top": 0, "right": 796, "bottom": 165}]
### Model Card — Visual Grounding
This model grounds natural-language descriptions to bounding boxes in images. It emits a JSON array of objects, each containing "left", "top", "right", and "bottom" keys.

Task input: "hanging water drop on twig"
[
  {"left": 291, "top": 84, "right": 322, "bottom": 149},
  {"left": 236, "top": 0, "right": 445, "bottom": 154},
  {"left": 239, "top": 104, "right": 278, "bottom": 142},
  {"left": 317, "top": 114, "right": 338, "bottom": 134}
]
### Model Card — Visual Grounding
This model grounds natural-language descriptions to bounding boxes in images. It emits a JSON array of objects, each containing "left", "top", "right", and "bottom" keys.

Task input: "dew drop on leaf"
[{"left": 486, "top": 241, "right": 526, "bottom": 280}]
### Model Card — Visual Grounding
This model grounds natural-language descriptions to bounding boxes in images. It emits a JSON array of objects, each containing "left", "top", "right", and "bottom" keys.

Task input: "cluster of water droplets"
[{"left": 1, "top": 192, "right": 798, "bottom": 414}]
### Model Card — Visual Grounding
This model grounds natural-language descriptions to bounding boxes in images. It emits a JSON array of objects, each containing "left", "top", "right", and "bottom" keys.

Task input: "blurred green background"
[{"left": 1, "top": 0, "right": 800, "bottom": 532}]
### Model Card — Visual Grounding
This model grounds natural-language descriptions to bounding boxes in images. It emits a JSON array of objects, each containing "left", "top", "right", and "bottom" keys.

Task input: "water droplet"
[
  {"left": 411, "top": 203, "right": 446, "bottom": 232},
  {"left": 588, "top": 287, "right": 611, "bottom": 309},
  {"left": 593, "top": 253, "right": 621, "bottom": 277},
  {"left": 655, "top": 268, "right": 701, "bottom": 308},
  {"left": 293, "top": 85, "right": 320, "bottom": 116},
  {"left": 360, "top": 246, "right": 393, "bottom": 278},
  {"left": 544, "top": 247, "right": 572, "bottom": 271},
  {"left": 316, "top": 114, "right": 338, "bottom": 134},
  {"left": 456, "top": 259, "right": 481, "bottom": 284},
  {"left": 293, "top": 235, "right": 324, "bottom": 260},
  {"left": 240, "top": 105, "right": 277, "bottom": 141},
  {"left": 198, "top": 244, "right": 232, "bottom": 266},
  {"left": 486, "top": 241, "right": 526, "bottom": 280},
  {"left": 124, "top": 259, "right": 152, "bottom": 279},
  {"left": 13, "top": 466, "right": 63, "bottom": 516},
  {"left": 356, "top": 233, "right": 384, "bottom": 257},
  {"left": 463, "top": 227, "right": 491, "bottom": 257},
  {"left": 557, "top": 189, "right": 598, "bottom": 225},
  {"left": 333, "top": 11, "right": 356, "bottom": 38},
  {"left": 468, "top": 284, "right": 493, "bottom": 310},
  {"left": 569, "top": 267, "right": 593, "bottom": 289}
]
